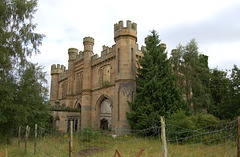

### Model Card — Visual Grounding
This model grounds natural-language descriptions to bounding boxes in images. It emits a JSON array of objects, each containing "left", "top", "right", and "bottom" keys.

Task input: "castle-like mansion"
[{"left": 50, "top": 20, "right": 145, "bottom": 134}]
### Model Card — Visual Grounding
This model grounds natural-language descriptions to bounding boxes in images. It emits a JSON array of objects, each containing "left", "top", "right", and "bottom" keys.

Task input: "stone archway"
[{"left": 97, "top": 95, "right": 112, "bottom": 130}]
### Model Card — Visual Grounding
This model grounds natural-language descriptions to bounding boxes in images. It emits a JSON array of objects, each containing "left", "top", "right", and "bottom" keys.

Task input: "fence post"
[
  {"left": 237, "top": 117, "right": 240, "bottom": 157},
  {"left": 69, "top": 120, "right": 73, "bottom": 157},
  {"left": 161, "top": 116, "right": 167, "bottom": 157},
  {"left": 25, "top": 125, "right": 29, "bottom": 155},
  {"left": 34, "top": 124, "right": 37, "bottom": 155},
  {"left": 18, "top": 127, "right": 21, "bottom": 148},
  {"left": 5, "top": 145, "right": 8, "bottom": 157}
]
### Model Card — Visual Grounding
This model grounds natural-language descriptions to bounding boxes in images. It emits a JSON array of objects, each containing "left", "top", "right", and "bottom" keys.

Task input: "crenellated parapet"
[
  {"left": 68, "top": 48, "right": 78, "bottom": 61},
  {"left": 51, "top": 64, "right": 66, "bottom": 75},
  {"left": 101, "top": 45, "right": 113, "bottom": 57},
  {"left": 59, "top": 70, "right": 68, "bottom": 81},
  {"left": 114, "top": 20, "right": 137, "bottom": 42},
  {"left": 160, "top": 43, "right": 167, "bottom": 51}
]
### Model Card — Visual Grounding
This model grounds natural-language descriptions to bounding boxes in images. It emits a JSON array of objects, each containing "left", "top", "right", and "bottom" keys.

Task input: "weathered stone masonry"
[{"left": 50, "top": 20, "right": 145, "bottom": 135}]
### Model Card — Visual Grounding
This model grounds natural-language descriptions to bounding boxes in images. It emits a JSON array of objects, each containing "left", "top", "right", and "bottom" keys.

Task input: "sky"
[{"left": 29, "top": 0, "right": 240, "bottom": 91}]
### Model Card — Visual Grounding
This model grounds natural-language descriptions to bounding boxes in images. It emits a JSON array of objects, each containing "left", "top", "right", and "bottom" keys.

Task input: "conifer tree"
[{"left": 127, "top": 31, "right": 186, "bottom": 132}]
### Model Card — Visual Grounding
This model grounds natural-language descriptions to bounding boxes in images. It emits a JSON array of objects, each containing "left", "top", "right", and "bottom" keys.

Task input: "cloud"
[
  {"left": 160, "top": 4, "right": 240, "bottom": 45},
  {"left": 29, "top": 0, "right": 240, "bottom": 91}
]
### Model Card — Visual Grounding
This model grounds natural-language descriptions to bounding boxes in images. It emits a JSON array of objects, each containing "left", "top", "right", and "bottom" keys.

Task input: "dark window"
[
  {"left": 67, "top": 118, "right": 79, "bottom": 132},
  {"left": 131, "top": 48, "right": 134, "bottom": 72},
  {"left": 118, "top": 92, "right": 120, "bottom": 121},
  {"left": 118, "top": 48, "right": 120, "bottom": 72}
]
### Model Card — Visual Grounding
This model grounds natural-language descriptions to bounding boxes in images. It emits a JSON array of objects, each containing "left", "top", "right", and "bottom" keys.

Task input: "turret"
[
  {"left": 83, "top": 37, "right": 94, "bottom": 58},
  {"left": 50, "top": 64, "right": 66, "bottom": 103},
  {"left": 114, "top": 20, "right": 137, "bottom": 80},
  {"left": 81, "top": 37, "right": 94, "bottom": 128},
  {"left": 68, "top": 48, "right": 78, "bottom": 61},
  {"left": 114, "top": 20, "right": 137, "bottom": 42},
  {"left": 67, "top": 48, "right": 78, "bottom": 96},
  {"left": 114, "top": 20, "right": 137, "bottom": 134}
]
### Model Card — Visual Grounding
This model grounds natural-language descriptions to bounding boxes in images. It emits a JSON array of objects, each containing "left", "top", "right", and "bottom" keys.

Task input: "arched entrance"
[{"left": 100, "top": 98, "right": 112, "bottom": 130}]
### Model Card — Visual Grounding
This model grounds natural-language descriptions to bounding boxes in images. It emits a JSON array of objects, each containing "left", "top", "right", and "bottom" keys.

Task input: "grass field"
[{"left": 0, "top": 132, "right": 236, "bottom": 157}]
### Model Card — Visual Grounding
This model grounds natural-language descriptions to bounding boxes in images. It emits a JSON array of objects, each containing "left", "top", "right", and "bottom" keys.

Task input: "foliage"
[
  {"left": 217, "top": 65, "right": 240, "bottom": 119},
  {"left": 172, "top": 39, "right": 212, "bottom": 113},
  {"left": 0, "top": 0, "right": 45, "bottom": 81},
  {"left": 127, "top": 31, "right": 187, "bottom": 133},
  {"left": 0, "top": 0, "right": 49, "bottom": 140},
  {"left": 166, "top": 110, "right": 224, "bottom": 143},
  {"left": 0, "top": 63, "right": 51, "bottom": 140},
  {"left": 102, "top": 80, "right": 110, "bottom": 87},
  {"left": 209, "top": 68, "right": 230, "bottom": 117}
]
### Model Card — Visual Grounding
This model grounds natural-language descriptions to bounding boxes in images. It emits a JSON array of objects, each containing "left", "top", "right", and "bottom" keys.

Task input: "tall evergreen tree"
[{"left": 127, "top": 31, "right": 186, "bottom": 132}]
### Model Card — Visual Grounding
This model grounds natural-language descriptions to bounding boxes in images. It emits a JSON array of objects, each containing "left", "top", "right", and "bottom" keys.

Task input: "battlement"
[
  {"left": 68, "top": 48, "right": 78, "bottom": 61},
  {"left": 83, "top": 37, "right": 94, "bottom": 53},
  {"left": 171, "top": 49, "right": 179, "bottom": 57},
  {"left": 83, "top": 37, "right": 94, "bottom": 44},
  {"left": 91, "top": 45, "right": 114, "bottom": 62},
  {"left": 59, "top": 70, "right": 68, "bottom": 81},
  {"left": 76, "top": 51, "right": 84, "bottom": 60},
  {"left": 114, "top": 20, "right": 137, "bottom": 42},
  {"left": 160, "top": 43, "right": 167, "bottom": 51},
  {"left": 51, "top": 64, "right": 66, "bottom": 75},
  {"left": 68, "top": 48, "right": 78, "bottom": 54}
]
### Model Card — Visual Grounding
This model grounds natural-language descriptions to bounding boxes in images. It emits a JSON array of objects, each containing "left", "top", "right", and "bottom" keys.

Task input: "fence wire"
[{"left": 1, "top": 119, "right": 238, "bottom": 157}]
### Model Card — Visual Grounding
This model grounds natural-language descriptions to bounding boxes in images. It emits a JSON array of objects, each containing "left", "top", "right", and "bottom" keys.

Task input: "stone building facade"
[{"left": 50, "top": 20, "right": 144, "bottom": 135}]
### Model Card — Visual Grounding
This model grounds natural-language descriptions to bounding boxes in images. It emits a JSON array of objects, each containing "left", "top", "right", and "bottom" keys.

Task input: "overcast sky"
[{"left": 29, "top": 0, "right": 240, "bottom": 91}]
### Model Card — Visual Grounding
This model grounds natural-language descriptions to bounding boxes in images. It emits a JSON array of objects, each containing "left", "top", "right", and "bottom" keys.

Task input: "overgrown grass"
[{"left": 0, "top": 132, "right": 236, "bottom": 157}]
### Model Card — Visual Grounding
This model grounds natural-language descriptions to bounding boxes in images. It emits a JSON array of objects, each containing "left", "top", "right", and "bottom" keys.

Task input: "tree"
[
  {"left": 173, "top": 39, "right": 212, "bottom": 113},
  {"left": 0, "top": 63, "right": 51, "bottom": 137},
  {"left": 209, "top": 68, "right": 230, "bottom": 117},
  {"left": 127, "top": 31, "right": 186, "bottom": 132},
  {"left": 0, "top": 0, "right": 49, "bottom": 140},
  {"left": 217, "top": 65, "right": 240, "bottom": 119},
  {"left": 0, "top": 0, "right": 44, "bottom": 83}
]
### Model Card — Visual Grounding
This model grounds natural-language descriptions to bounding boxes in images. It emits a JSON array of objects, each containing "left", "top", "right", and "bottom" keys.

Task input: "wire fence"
[{"left": 1, "top": 118, "right": 238, "bottom": 157}]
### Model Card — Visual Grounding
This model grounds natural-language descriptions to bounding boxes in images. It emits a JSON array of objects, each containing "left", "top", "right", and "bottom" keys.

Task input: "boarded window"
[
  {"left": 100, "top": 65, "right": 111, "bottom": 86},
  {"left": 62, "top": 82, "right": 67, "bottom": 99},
  {"left": 76, "top": 72, "right": 83, "bottom": 94}
]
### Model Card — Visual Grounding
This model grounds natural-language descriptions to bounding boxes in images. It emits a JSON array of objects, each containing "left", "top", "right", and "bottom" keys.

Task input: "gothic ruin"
[{"left": 50, "top": 20, "right": 145, "bottom": 135}]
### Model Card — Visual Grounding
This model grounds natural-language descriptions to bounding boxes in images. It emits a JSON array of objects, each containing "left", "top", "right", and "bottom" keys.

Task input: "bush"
[{"left": 166, "top": 110, "right": 222, "bottom": 143}]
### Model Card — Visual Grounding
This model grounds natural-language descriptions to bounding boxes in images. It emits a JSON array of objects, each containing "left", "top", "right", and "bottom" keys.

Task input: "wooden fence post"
[
  {"left": 18, "top": 127, "right": 21, "bottom": 148},
  {"left": 69, "top": 120, "right": 73, "bottom": 157},
  {"left": 5, "top": 145, "right": 8, "bottom": 157},
  {"left": 34, "top": 124, "right": 37, "bottom": 155},
  {"left": 237, "top": 117, "right": 240, "bottom": 157},
  {"left": 161, "top": 116, "right": 167, "bottom": 157},
  {"left": 25, "top": 125, "right": 29, "bottom": 155}
]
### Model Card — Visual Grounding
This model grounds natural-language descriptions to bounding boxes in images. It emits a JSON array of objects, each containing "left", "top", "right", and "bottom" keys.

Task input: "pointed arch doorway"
[{"left": 99, "top": 97, "right": 112, "bottom": 130}]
